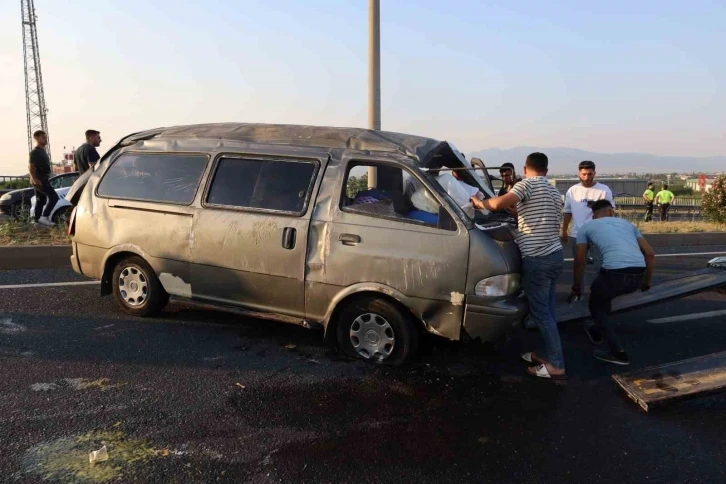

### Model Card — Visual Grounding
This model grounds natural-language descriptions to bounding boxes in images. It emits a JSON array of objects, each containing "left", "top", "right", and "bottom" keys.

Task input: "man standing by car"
[
  {"left": 28, "top": 130, "right": 58, "bottom": 226},
  {"left": 656, "top": 184, "right": 675, "bottom": 221},
  {"left": 74, "top": 130, "right": 102, "bottom": 175},
  {"left": 643, "top": 182, "right": 655, "bottom": 222},
  {"left": 570, "top": 200, "right": 655, "bottom": 365},
  {"left": 472, "top": 152, "right": 566, "bottom": 380},
  {"left": 561, "top": 161, "right": 615, "bottom": 287},
  {"left": 497, "top": 162, "right": 521, "bottom": 196}
]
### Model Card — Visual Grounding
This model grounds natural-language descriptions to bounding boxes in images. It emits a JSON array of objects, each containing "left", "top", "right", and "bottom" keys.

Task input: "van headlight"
[{"left": 475, "top": 274, "right": 520, "bottom": 296}]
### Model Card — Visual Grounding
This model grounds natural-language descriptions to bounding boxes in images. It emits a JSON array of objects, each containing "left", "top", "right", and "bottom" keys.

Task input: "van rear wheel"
[
  {"left": 112, "top": 256, "right": 167, "bottom": 317},
  {"left": 336, "top": 296, "right": 418, "bottom": 366}
]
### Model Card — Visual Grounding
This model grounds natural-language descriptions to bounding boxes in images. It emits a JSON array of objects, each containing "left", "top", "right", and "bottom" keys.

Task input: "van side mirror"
[{"left": 437, "top": 206, "right": 457, "bottom": 231}]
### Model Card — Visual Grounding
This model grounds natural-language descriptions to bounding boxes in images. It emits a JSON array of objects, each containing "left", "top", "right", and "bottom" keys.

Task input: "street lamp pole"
[{"left": 367, "top": 0, "right": 380, "bottom": 188}]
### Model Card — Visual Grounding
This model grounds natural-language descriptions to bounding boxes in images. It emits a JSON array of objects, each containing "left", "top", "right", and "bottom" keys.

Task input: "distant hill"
[{"left": 466, "top": 147, "right": 726, "bottom": 175}]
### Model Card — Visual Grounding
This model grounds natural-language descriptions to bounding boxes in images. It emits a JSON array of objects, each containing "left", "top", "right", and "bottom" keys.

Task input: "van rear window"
[
  {"left": 98, "top": 153, "right": 208, "bottom": 205},
  {"left": 206, "top": 157, "right": 317, "bottom": 214}
]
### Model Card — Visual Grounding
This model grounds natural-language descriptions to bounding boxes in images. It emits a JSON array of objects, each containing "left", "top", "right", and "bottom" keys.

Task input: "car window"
[
  {"left": 97, "top": 153, "right": 208, "bottom": 205},
  {"left": 49, "top": 177, "right": 61, "bottom": 189},
  {"left": 64, "top": 175, "right": 78, "bottom": 188},
  {"left": 58, "top": 175, "right": 77, "bottom": 188},
  {"left": 206, "top": 157, "right": 318, "bottom": 214},
  {"left": 342, "top": 163, "right": 451, "bottom": 230}
]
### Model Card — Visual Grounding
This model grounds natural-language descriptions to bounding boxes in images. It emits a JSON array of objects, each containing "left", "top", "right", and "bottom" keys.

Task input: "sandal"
[
  {"left": 521, "top": 352, "right": 545, "bottom": 364},
  {"left": 526, "top": 364, "right": 567, "bottom": 380}
]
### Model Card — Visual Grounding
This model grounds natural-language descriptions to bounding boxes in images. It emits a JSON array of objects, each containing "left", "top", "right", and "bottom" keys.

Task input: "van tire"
[
  {"left": 336, "top": 296, "right": 419, "bottom": 366},
  {"left": 112, "top": 256, "right": 167, "bottom": 317}
]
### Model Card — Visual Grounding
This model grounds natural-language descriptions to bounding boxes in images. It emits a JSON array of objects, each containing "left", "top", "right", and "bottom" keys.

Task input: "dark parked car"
[{"left": 0, "top": 172, "right": 79, "bottom": 220}]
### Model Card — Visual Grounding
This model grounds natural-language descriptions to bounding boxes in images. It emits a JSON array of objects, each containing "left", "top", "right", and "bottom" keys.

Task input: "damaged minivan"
[{"left": 66, "top": 124, "right": 528, "bottom": 364}]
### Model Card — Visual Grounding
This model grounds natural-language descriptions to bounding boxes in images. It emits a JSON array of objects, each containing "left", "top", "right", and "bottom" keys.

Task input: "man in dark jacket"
[
  {"left": 28, "top": 130, "right": 58, "bottom": 226},
  {"left": 74, "top": 129, "right": 102, "bottom": 174}
]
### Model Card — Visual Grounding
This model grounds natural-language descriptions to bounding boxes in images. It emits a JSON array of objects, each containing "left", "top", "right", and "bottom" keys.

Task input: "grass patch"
[
  {"left": 632, "top": 221, "right": 726, "bottom": 234},
  {"left": 0, "top": 220, "right": 70, "bottom": 246}
]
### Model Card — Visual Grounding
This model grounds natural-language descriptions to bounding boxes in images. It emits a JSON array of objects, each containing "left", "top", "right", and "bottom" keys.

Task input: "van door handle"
[
  {"left": 339, "top": 233, "right": 361, "bottom": 246},
  {"left": 282, "top": 227, "right": 297, "bottom": 250}
]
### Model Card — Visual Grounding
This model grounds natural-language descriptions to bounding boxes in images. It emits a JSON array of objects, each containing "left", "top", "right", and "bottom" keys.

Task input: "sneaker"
[
  {"left": 583, "top": 321, "right": 603, "bottom": 345},
  {"left": 37, "top": 216, "right": 55, "bottom": 227},
  {"left": 594, "top": 350, "right": 630, "bottom": 366}
]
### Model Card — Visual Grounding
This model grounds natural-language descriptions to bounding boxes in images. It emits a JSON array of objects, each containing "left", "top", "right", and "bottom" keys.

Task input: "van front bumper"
[{"left": 463, "top": 292, "right": 529, "bottom": 342}]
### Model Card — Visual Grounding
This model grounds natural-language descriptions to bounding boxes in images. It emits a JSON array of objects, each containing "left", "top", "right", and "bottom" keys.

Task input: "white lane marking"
[
  {"left": 0, "top": 281, "right": 99, "bottom": 290},
  {"left": 648, "top": 309, "right": 726, "bottom": 324},
  {"left": 652, "top": 251, "right": 726, "bottom": 258},
  {"left": 0, "top": 318, "right": 26, "bottom": 334},
  {"left": 564, "top": 251, "right": 726, "bottom": 262}
]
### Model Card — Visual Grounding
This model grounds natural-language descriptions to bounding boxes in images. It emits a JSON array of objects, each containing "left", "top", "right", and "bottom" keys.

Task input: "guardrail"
[
  {"left": 0, "top": 175, "right": 30, "bottom": 183},
  {"left": 614, "top": 196, "right": 701, "bottom": 207}
]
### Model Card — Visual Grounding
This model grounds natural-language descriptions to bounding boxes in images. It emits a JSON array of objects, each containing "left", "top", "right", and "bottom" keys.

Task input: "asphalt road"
[{"left": 1, "top": 248, "right": 725, "bottom": 483}]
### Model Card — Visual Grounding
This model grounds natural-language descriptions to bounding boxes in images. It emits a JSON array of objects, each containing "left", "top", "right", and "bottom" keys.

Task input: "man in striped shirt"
[{"left": 472, "top": 152, "right": 566, "bottom": 380}]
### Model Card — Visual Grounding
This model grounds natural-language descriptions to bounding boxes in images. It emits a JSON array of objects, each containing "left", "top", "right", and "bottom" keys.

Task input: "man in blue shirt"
[{"left": 570, "top": 200, "right": 655, "bottom": 365}]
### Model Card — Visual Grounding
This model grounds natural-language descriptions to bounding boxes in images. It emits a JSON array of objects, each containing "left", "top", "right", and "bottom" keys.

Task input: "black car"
[{"left": 0, "top": 172, "right": 79, "bottom": 220}]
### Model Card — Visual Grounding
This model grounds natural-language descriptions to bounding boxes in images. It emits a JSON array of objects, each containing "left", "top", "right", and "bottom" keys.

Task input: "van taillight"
[{"left": 68, "top": 207, "right": 77, "bottom": 236}]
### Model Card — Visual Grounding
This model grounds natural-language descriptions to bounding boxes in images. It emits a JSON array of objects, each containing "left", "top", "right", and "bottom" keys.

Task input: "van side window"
[
  {"left": 206, "top": 157, "right": 317, "bottom": 214},
  {"left": 343, "top": 163, "right": 451, "bottom": 229},
  {"left": 98, "top": 153, "right": 208, "bottom": 205}
]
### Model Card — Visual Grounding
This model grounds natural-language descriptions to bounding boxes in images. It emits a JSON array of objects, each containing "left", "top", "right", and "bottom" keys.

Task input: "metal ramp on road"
[
  {"left": 557, "top": 267, "right": 726, "bottom": 324},
  {"left": 613, "top": 351, "right": 726, "bottom": 411}
]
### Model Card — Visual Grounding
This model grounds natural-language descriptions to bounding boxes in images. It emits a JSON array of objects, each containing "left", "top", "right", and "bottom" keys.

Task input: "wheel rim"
[
  {"left": 12, "top": 204, "right": 29, "bottom": 220},
  {"left": 118, "top": 265, "right": 149, "bottom": 307},
  {"left": 56, "top": 209, "right": 70, "bottom": 225},
  {"left": 349, "top": 313, "right": 395, "bottom": 361}
]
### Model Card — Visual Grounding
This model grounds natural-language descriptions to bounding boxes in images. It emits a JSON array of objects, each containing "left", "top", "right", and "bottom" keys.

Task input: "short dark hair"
[
  {"left": 648, "top": 182, "right": 654, "bottom": 187},
  {"left": 525, "top": 152, "right": 548, "bottom": 172},
  {"left": 85, "top": 129, "right": 100, "bottom": 138},
  {"left": 590, "top": 199, "right": 613, "bottom": 212},
  {"left": 578, "top": 160, "right": 596, "bottom": 171},
  {"left": 663, "top": 184, "right": 669, "bottom": 189},
  {"left": 33, "top": 130, "right": 46, "bottom": 139},
  {"left": 500, "top": 162, "right": 515, "bottom": 173}
]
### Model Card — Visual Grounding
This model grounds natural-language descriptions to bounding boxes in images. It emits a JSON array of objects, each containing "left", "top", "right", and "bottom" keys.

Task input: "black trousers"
[
  {"left": 34, "top": 179, "right": 59, "bottom": 220},
  {"left": 660, "top": 203, "right": 670, "bottom": 222},
  {"left": 644, "top": 202, "right": 654, "bottom": 222},
  {"left": 589, "top": 268, "right": 645, "bottom": 353}
]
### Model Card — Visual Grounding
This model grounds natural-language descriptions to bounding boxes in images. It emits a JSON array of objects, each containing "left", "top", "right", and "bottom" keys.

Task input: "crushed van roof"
[{"left": 125, "top": 123, "right": 446, "bottom": 163}]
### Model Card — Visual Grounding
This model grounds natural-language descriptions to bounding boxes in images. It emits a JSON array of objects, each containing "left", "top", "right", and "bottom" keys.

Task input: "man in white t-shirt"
[{"left": 561, "top": 160, "right": 615, "bottom": 289}]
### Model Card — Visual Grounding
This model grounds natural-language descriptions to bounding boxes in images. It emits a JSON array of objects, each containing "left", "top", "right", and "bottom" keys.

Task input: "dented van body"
[{"left": 68, "top": 123, "right": 527, "bottom": 363}]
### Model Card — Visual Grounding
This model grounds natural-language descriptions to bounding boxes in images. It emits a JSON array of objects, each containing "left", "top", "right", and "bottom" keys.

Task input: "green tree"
[
  {"left": 701, "top": 175, "right": 726, "bottom": 224},
  {"left": 346, "top": 173, "right": 369, "bottom": 198}
]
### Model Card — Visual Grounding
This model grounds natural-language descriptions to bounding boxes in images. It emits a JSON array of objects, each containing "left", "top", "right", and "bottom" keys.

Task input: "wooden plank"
[
  {"left": 557, "top": 268, "right": 726, "bottom": 323},
  {"left": 613, "top": 351, "right": 726, "bottom": 411}
]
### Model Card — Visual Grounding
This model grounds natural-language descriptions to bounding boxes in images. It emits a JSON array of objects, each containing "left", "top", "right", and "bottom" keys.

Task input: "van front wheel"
[
  {"left": 336, "top": 297, "right": 419, "bottom": 366},
  {"left": 112, "top": 256, "right": 167, "bottom": 317}
]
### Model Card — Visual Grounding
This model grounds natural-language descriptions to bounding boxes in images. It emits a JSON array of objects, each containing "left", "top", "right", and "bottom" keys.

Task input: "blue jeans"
[{"left": 522, "top": 249, "right": 565, "bottom": 369}]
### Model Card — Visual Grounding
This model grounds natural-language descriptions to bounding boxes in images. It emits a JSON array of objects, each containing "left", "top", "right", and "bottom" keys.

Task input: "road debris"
[
  {"left": 236, "top": 383, "right": 246, "bottom": 389},
  {"left": 88, "top": 445, "right": 108, "bottom": 464}
]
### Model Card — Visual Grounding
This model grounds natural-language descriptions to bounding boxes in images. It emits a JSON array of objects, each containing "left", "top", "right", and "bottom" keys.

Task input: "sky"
[{"left": 0, "top": 0, "right": 724, "bottom": 174}]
